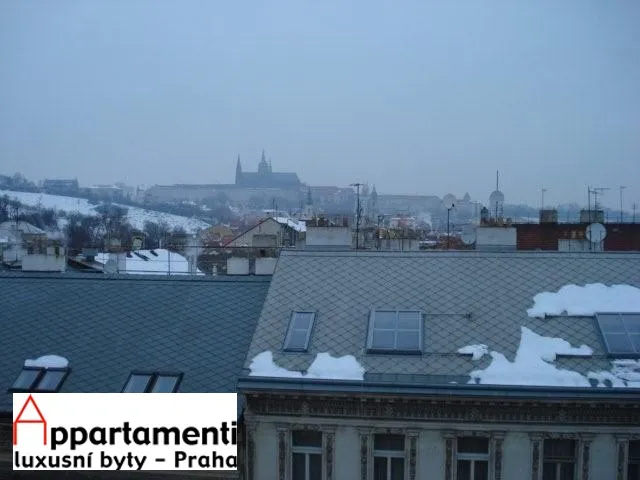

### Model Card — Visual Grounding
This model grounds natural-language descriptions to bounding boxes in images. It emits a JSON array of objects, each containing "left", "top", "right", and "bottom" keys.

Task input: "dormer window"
[
  {"left": 367, "top": 310, "right": 423, "bottom": 354},
  {"left": 122, "top": 372, "right": 183, "bottom": 393},
  {"left": 9, "top": 367, "right": 69, "bottom": 393}
]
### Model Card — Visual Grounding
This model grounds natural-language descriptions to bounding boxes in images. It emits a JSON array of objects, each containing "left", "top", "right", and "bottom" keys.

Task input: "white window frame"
[
  {"left": 284, "top": 311, "right": 317, "bottom": 352},
  {"left": 367, "top": 309, "right": 423, "bottom": 353},
  {"left": 291, "top": 431, "right": 323, "bottom": 480},
  {"left": 456, "top": 438, "right": 490, "bottom": 480},
  {"left": 541, "top": 439, "right": 577, "bottom": 480},
  {"left": 373, "top": 434, "right": 406, "bottom": 480}
]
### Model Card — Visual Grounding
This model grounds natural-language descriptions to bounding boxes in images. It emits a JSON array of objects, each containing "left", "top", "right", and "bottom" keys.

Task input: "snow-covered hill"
[{"left": 0, "top": 190, "right": 211, "bottom": 233}]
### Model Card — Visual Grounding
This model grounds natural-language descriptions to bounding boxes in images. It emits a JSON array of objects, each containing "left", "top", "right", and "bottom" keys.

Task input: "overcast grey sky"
[{"left": 1, "top": 0, "right": 639, "bottom": 208}]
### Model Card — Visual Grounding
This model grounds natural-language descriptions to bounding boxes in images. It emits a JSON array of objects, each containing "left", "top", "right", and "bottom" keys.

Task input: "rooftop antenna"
[
  {"left": 590, "top": 186, "right": 609, "bottom": 212},
  {"left": 619, "top": 185, "right": 627, "bottom": 223},
  {"left": 541, "top": 187, "right": 548, "bottom": 211}
]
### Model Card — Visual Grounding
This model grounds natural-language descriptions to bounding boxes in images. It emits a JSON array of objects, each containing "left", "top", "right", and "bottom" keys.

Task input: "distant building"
[
  {"left": 42, "top": 178, "right": 79, "bottom": 196},
  {"left": 235, "top": 151, "right": 301, "bottom": 189},
  {"left": 517, "top": 223, "right": 640, "bottom": 252},
  {"left": 145, "top": 151, "right": 303, "bottom": 205},
  {"left": 0, "top": 221, "right": 65, "bottom": 272},
  {"left": 226, "top": 217, "right": 306, "bottom": 248},
  {"left": 85, "top": 184, "right": 123, "bottom": 201}
]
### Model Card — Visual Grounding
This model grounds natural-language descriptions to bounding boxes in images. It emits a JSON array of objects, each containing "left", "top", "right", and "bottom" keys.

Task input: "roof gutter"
[{"left": 237, "top": 376, "right": 640, "bottom": 401}]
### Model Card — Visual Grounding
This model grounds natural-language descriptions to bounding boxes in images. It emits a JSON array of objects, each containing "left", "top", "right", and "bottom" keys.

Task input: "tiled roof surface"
[
  {"left": 0, "top": 272, "right": 270, "bottom": 412},
  {"left": 243, "top": 251, "right": 640, "bottom": 384}
]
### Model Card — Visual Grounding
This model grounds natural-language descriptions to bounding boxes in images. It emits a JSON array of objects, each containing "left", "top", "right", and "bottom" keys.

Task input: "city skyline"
[{"left": 1, "top": 1, "right": 639, "bottom": 209}]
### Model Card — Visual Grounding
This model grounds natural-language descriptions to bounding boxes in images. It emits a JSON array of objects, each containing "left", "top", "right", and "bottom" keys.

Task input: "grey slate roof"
[
  {"left": 0, "top": 272, "right": 271, "bottom": 413},
  {"left": 242, "top": 250, "right": 640, "bottom": 389}
]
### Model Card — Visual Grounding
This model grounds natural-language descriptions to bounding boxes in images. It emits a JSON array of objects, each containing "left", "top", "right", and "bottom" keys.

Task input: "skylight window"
[
  {"left": 283, "top": 312, "right": 316, "bottom": 352},
  {"left": 595, "top": 313, "right": 640, "bottom": 357},
  {"left": 367, "top": 310, "right": 423, "bottom": 354},
  {"left": 122, "top": 372, "right": 182, "bottom": 393},
  {"left": 9, "top": 367, "right": 69, "bottom": 393}
]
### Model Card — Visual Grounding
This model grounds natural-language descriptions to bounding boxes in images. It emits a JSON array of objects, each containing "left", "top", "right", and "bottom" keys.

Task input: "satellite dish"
[
  {"left": 461, "top": 228, "right": 476, "bottom": 245},
  {"left": 442, "top": 194, "right": 456, "bottom": 210},
  {"left": 586, "top": 223, "right": 607, "bottom": 243}
]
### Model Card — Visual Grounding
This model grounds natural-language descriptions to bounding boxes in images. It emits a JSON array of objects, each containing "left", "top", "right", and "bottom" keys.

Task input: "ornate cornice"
[{"left": 245, "top": 394, "right": 640, "bottom": 425}]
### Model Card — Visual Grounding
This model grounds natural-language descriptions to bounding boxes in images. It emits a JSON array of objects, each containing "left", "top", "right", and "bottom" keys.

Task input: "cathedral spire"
[
  {"left": 235, "top": 155, "right": 242, "bottom": 185},
  {"left": 258, "top": 150, "right": 269, "bottom": 176}
]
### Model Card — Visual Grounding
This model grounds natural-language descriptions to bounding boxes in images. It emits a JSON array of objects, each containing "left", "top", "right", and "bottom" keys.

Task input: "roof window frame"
[
  {"left": 8, "top": 366, "right": 71, "bottom": 393},
  {"left": 283, "top": 311, "right": 317, "bottom": 353},
  {"left": 122, "top": 371, "right": 184, "bottom": 393},
  {"left": 594, "top": 312, "right": 640, "bottom": 359},
  {"left": 366, "top": 309, "right": 424, "bottom": 355}
]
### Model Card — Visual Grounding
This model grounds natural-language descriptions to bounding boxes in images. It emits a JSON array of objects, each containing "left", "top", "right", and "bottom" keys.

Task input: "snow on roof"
[
  {"left": 24, "top": 355, "right": 69, "bottom": 369},
  {"left": 274, "top": 217, "right": 307, "bottom": 232},
  {"left": 457, "top": 344, "right": 489, "bottom": 361},
  {"left": 249, "top": 351, "right": 365, "bottom": 380},
  {"left": 94, "top": 249, "right": 204, "bottom": 276},
  {"left": 527, "top": 283, "right": 640, "bottom": 318},
  {"left": 469, "top": 327, "right": 593, "bottom": 387},
  {"left": 588, "top": 360, "right": 640, "bottom": 388},
  {"left": 0, "top": 220, "right": 45, "bottom": 234}
]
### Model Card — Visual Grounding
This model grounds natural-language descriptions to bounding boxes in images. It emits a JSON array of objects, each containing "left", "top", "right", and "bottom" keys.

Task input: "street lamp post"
[
  {"left": 620, "top": 186, "right": 627, "bottom": 223},
  {"left": 446, "top": 205, "right": 454, "bottom": 249}
]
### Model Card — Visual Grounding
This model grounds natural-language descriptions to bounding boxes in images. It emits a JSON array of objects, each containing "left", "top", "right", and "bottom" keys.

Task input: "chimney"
[{"left": 539, "top": 209, "right": 558, "bottom": 224}]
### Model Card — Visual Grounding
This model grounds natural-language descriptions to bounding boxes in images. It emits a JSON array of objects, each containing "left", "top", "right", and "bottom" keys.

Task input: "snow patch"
[
  {"left": 95, "top": 249, "right": 204, "bottom": 275},
  {"left": 527, "top": 283, "right": 640, "bottom": 318},
  {"left": 458, "top": 344, "right": 489, "bottom": 361},
  {"left": 24, "top": 355, "right": 69, "bottom": 369},
  {"left": 469, "top": 327, "right": 593, "bottom": 387},
  {"left": 0, "top": 190, "right": 210, "bottom": 233},
  {"left": 306, "top": 353, "right": 365, "bottom": 380},
  {"left": 249, "top": 351, "right": 365, "bottom": 380},
  {"left": 248, "top": 352, "right": 302, "bottom": 378},
  {"left": 588, "top": 360, "right": 640, "bottom": 388},
  {"left": 274, "top": 217, "right": 306, "bottom": 233}
]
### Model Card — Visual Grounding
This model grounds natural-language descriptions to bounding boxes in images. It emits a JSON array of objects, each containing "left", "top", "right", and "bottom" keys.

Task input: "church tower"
[
  {"left": 258, "top": 150, "right": 270, "bottom": 177},
  {"left": 235, "top": 156, "right": 242, "bottom": 185}
]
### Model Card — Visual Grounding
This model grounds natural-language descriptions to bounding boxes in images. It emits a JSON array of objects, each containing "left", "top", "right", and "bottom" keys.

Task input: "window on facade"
[
  {"left": 456, "top": 437, "right": 489, "bottom": 480},
  {"left": 291, "top": 430, "right": 322, "bottom": 480},
  {"left": 9, "top": 367, "right": 69, "bottom": 393},
  {"left": 367, "top": 310, "right": 422, "bottom": 353},
  {"left": 122, "top": 372, "right": 182, "bottom": 393},
  {"left": 373, "top": 434, "right": 405, "bottom": 480},
  {"left": 595, "top": 313, "right": 640, "bottom": 356},
  {"left": 542, "top": 439, "right": 576, "bottom": 480},
  {"left": 629, "top": 441, "right": 640, "bottom": 480},
  {"left": 284, "top": 312, "right": 316, "bottom": 352}
]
